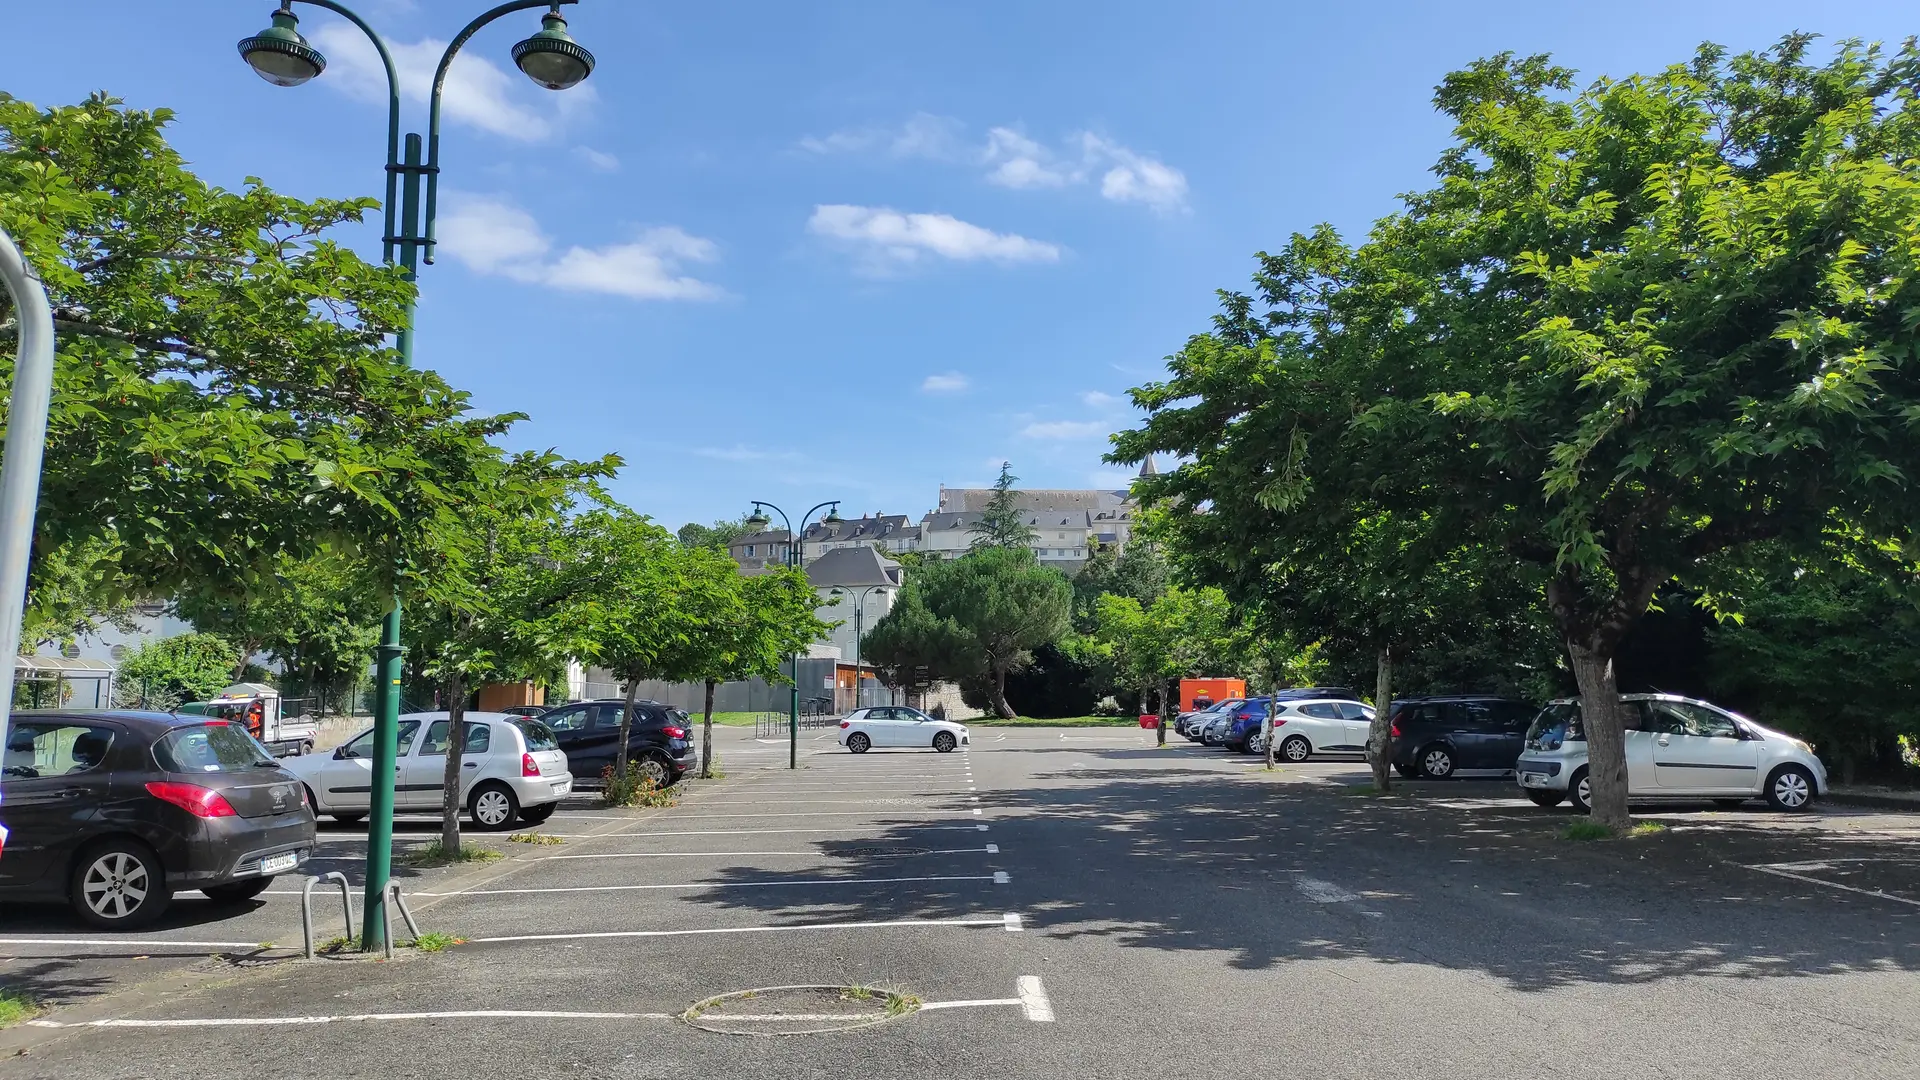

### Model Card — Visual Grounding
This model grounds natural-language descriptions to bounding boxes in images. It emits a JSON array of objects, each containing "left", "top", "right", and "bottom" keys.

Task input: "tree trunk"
[
  {"left": 1368, "top": 647, "right": 1393, "bottom": 791},
  {"left": 989, "top": 664, "right": 1016, "bottom": 719},
  {"left": 614, "top": 674, "right": 641, "bottom": 782},
  {"left": 701, "top": 678, "right": 716, "bottom": 780},
  {"left": 439, "top": 670, "right": 466, "bottom": 856},
  {"left": 1157, "top": 677, "right": 1172, "bottom": 746},
  {"left": 1567, "top": 641, "right": 1633, "bottom": 828},
  {"left": 1265, "top": 687, "right": 1278, "bottom": 769}
]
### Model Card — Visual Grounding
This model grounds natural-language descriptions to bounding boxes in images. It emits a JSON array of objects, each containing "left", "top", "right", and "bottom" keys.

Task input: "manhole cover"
[
  {"left": 839, "top": 845, "right": 931, "bottom": 858},
  {"left": 684, "top": 985, "right": 920, "bottom": 1036}
]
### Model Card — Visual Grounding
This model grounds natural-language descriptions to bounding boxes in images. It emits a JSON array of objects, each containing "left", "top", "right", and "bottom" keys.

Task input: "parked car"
[
  {"left": 1233, "top": 697, "right": 1374, "bottom": 757},
  {"left": 501, "top": 705, "right": 549, "bottom": 718},
  {"left": 0, "top": 710, "right": 318, "bottom": 929},
  {"left": 839, "top": 706, "right": 970, "bottom": 753},
  {"left": 1387, "top": 696, "right": 1537, "bottom": 779},
  {"left": 1200, "top": 713, "right": 1237, "bottom": 747},
  {"left": 1514, "top": 694, "right": 1828, "bottom": 813},
  {"left": 283, "top": 712, "right": 570, "bottom": 830},
  {"left": 535, "top": 700, "right": 695, "bottom": 788},
  {"left": 1177, "top": 699, "right": 1246, "bottom": 739}
]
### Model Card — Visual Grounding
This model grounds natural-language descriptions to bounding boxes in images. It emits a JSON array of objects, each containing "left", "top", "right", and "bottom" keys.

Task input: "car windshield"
[
  {"left": 513, "top": 718, "right": 560, "bottom": 751},
  {"left": 1526, "top": 703, "right": 1584, "bottom": 745},
  {"left": 154, "top": 723, "right": 276, "bottom": 772}
]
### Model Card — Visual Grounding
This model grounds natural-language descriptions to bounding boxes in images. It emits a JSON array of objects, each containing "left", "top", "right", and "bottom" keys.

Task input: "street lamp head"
[
  {"left": 823, "top": 505, "right": 843, "bottom": 525},
  {"left": 744, "top": 507, "right": 771, "bottom": 530},
  {"left": 238, "top": 5, "right": 327, "bottom": 87},
  {"left": 513, "top": 10, "right": 595, "bottom": 91}
]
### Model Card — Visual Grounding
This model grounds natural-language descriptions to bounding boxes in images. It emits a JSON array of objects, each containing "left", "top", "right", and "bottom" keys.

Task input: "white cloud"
[
  {"left": 1081, "top": 390, "right": 1120, "bottom": 408},
  {"left": 800, "top": 113, "right": 963, "bottom": 159},
  {"left": 693, "top": 444, "right": 800, "bottom": 463},
  {"left": 808, "top": 205, "right": 1061, "bottom": 267},
  {"left": 311, "top": 23, "right": 576, "bottom": 140},
  {"left": 1021, "top": 419, "right": 1109, "bottom": 440},
  {"left": 1081, "top": 134, "right": 1188, "bottom": 211},
  {"left": 439, "top": 193, "right": 724, "bottom": 301},
  {"left": 922, "top": 372, "right": 970, "bottom": 393},
  {"left": 982, "top": 127, "right": 1078, "bottom": 189},
  {"left": 574, "top": 146, "right": 620, "bottom": 172}
]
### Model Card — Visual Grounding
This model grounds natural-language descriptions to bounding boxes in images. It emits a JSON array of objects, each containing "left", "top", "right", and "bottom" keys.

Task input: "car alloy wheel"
[
  {"left": 638, "top": 757, "right": 668, "bottom": 786},
  {"left": 1421, "top": 747, "right": 1454, "bottom": 779},
  {"left": 1768, "top": 766, "right": 1814, "bottom": 812},
  {"left": 933, "top": 732, "right": 956, "bottom": 753},
  {"left": 1281, "top": 735, "right": 1310, "bottom": 762},
  {"left": 469, "top": 783, "right": 519, "bottom": 830},
  {"left": 81, "top": 851, "right": 151, "bottom": 922},
  {"left": 848, "top": 732, "right": 871, "bottom": 754},
  {"left": 1570, "top": 771, "right": 1593, "bottom": 815}
]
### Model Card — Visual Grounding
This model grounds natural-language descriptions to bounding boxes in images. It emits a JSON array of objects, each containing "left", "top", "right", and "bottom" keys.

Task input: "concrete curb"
[{"left": 1824, "top": 788, "right": 1920, "bottom": 812}]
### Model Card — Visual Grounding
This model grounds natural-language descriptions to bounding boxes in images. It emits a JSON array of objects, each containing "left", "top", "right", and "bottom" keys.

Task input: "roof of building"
[
  {"left": 936, "top": 487, "right": 1129, "bottom": 513},
  {"left": 804, "top": 545, "right": 903, "bottom": 588},
  {"left": 803, "top": 514, "right": 912, "bottom": 543},
  {"left": 730, "top": 528, "right": 792, "bottom": 547}
]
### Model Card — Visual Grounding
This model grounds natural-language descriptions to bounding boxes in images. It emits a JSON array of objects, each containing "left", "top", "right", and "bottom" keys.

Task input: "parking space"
[{"left": 7, "top": 724, "right": 1920, "bottom": 1078}]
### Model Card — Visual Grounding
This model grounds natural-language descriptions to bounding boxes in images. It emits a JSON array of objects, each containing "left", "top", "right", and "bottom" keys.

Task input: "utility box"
[{"left": 1180, "top": 678, "right": 1247, "bottom": 713}]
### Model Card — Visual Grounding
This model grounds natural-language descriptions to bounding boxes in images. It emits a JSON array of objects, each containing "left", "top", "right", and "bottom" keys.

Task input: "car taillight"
[
  {"left": 522, "top": 753, "right": 540, "bottom": 777},
  {"left": 840, "top": 720, "right": 850, "bottom": 729},
  {"left": 145, "top": 782, "right": 237, "bottom": 818},
  {"left": 663, "top": 726, "right": 687, "bottom": 739},
  {"left": 1390, "top": 721, "right": 1402, "bottom": 738},
  {"left": 1273, "top": 718, "right": 1287, "bottom": 726}
]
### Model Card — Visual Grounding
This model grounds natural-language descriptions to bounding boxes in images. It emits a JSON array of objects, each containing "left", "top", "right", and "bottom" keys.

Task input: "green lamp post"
[
  {"left": 236, "top": 0, "right": 596, "bottom": 951},
  {"left": 745, "top": 500, "right": 841, "bottom": 769}
]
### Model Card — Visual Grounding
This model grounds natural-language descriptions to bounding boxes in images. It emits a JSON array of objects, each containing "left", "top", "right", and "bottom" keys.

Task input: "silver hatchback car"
[{"left": 1514, "top": 694, "right": 1827, "bottom": 813}]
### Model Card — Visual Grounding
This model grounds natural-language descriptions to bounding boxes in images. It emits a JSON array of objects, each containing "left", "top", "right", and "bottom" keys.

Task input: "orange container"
[{"left": 1180, "top": 678, "right": 1247, "bottom": 713}]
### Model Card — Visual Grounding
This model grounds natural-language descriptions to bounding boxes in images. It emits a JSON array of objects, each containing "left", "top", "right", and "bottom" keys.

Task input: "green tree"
[
  {"left": 676, "top": 564, "right": 831, "bottom": 777},
  {"left": 968, "top": 463, "right": 1038, "bottom": 550},
  {"left": 174, "top": 551, "right": 383, "bottom": 695},
  {"left": 860, "top": 584, "right": 969, "bottom": 706},
  {"left": 677, "top": 516, "right": 753, "bottom": 551},
  {"left": 1117, "top": 39, "right": 1920, "bottom": 823},
  {"left": 114, "top": 633, "right": 239, "bottom": 709},
  {"left": 925, "top": 548, "right": 1071, "bottom": 718}
]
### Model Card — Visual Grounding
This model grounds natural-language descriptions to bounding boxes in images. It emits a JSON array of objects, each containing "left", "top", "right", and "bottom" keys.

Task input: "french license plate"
[
  {"left": 260, "top": 852, "right": 299, "bottom": 875},
  {"left": 552, "top": 781, "right": 571, "bottom": 796}
]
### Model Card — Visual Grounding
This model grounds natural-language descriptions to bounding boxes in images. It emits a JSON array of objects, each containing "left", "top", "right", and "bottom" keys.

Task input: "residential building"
[
  {"left": 800, "top": 513, "right": 919, "bottom": 562},
  {"left": 727, "top": 528, "right": 794, "bottom": 570},
  {"left": 802, "top": 546, "right": 903, "bottom": 664}
]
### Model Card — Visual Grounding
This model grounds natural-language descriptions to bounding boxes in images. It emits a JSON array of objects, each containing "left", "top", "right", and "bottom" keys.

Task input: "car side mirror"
[{"left": 333, "top": 745, "right": 352, "bottom": 760}]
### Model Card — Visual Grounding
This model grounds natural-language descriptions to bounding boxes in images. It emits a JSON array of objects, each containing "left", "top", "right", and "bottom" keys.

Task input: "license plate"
[
  {"left": 259, "top": 852, "right": 299, "bottom": 875},
  {"left": 552, "top": 781, "right": 570, "bottom": 796}
]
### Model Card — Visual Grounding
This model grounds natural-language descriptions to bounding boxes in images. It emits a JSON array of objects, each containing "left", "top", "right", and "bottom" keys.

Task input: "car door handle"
[
  {"left": 1655, "top": 737, "right": 1671, "bottom": 746},
  {"left": 463, "top": 762, "right": 477, "bottom": 768}
]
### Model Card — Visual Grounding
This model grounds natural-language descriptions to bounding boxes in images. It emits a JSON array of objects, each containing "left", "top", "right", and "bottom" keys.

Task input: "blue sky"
[{"left": 9, "top": 2, "right": 1917, "bottom": 531}]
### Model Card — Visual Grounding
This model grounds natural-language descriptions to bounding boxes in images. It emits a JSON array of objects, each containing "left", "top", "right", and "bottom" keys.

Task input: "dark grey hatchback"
[{"left": 0, "top": 710, "right": 317, "bottom": 928}]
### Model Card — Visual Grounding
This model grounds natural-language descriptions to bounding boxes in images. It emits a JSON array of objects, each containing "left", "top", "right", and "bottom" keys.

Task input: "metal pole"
[{"left": 0, "top": 226, "right": 57, "bottom": 766}]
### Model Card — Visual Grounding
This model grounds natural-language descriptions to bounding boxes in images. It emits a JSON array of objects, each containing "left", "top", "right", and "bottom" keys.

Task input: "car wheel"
[
  {"left": 1765, "top": 765, "right": 1816, "bottom": 812},
  {"left": 933, "top": 731, "right": 957, "bottom": 753},
  {"left": 332, "top": 813, "right": 365, "bottom": 824},
  {"left": 201, "top": 877, "right": 274, "bottom": 905},
  {"left": 518, "top": 803, "right": 556, "bottom": 825},
  {"left": 1419, "top": 745, "right": 1455, "bottom": 780},
  {"left": 637, "top": 756, "right": 669, "bottom": 787},
  {"left": 1281, "top": 735, "right": 1311, "bottom": 763},
  {"left": 847, "top": 732, "right": 871, "bottom": 754},
  {"left": 1525, "top": 789, "right": 1565, "bottom": 808},
  {"left": 468, "top": 782, "right": 519, "bottom": 831},
  {"left": 71, "top": 839, "right": 170, "bottom": 929},
  {"left": 1568, "top": 768, "right": 1593, "bottom": 815}
]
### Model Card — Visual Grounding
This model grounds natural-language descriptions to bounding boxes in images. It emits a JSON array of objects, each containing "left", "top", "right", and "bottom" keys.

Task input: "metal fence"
[{"left": 754, "top": 707, "right": 842, "bottom": 738}]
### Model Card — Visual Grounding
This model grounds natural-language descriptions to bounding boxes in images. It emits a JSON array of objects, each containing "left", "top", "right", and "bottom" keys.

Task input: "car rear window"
[
  {"left": 155, "top": 723, "right": 275, "bottom": 773},
  {"left": 1525, "top": 703, "right": 1583, "bottom": 745},
  {"left": 512, "top": 718, "right": 559, "bottom": 751}
]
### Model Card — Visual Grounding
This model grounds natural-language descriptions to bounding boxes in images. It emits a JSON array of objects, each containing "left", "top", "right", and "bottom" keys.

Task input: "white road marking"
[
  {"left": 408, "top": 873, "right": 1002, "bottom": 897},
  {"left": 1740, "top": 864, "right": 1920, "bottom": 909},
  {"left": 1293, "top": 877, "right": 1362, "bottom": 904},
  {"left": 985, "top": 843, "right": 999, "bottom": 854},
  {"left": 919, "top": 998, "right": 1019, "bottom": 1011},
  {"left": 0, "top": 938, "right": 272, "bottom": 951},
  {"left": 971, "top": 809, "right": 983, "bottom": 816},
  {"left": 541, "top": 847, "right": 997, "bottom": 861},
  {"left": 992, "top": 871, "right": 1010, "bottom": 885},
  {"left": 27, "top": 1010, "right": 668, "bottom": 1028},
  {"left": 1003, "top": 912, "right": 1024, "bottom": 931},
  {"left": 591, "top": 824, "right": 989, "bottom": 838},
  {"left": 1016, "top": 976, "right": 1055, "bottom": 1022},
  {"left": 659, "top": 810, "right": 979, "bottom": 820},
  {"left": 472, "top": 915, "right": 1013, "bottom": 944}
]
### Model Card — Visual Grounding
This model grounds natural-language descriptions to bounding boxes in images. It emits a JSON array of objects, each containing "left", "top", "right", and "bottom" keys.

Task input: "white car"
[
  {"left": 1246, "top": 698, "right": 1375, "bottom": 760},
  {"left": 837, "top": 706, "right": 970, "bottom": 754},
  {"left": 283, "top": 712, "right": 572, "bottom": 830},
  {"left": 1514, "top": 694, "right": 1827, "bottom": 813}
]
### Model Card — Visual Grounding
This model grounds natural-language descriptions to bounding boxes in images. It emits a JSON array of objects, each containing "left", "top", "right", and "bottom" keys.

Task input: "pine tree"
[{"left": 968, "top": 463, "right": 1038, "bottom": 550}]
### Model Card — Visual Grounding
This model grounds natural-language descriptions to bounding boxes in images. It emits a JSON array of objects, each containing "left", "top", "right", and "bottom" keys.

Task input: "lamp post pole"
[
  {"left": 746, "top": 500, "right": 840, "bottom": 768},
  {"left": 834, "top": 584, "right": 890, "bottom": 711},
  {"left": 235, "top": 0, "right": 595, "bottom": 950}
]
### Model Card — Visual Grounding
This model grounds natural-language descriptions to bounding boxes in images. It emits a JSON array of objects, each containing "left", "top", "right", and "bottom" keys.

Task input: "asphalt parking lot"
[{"left": 5, "top": 724, "right": 1920, "bottom": 1078}]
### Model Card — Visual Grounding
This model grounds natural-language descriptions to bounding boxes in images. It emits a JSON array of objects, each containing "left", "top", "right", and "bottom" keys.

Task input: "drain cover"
[{"left": 685, "top": 985, "right": 919, "bottom": 1036}]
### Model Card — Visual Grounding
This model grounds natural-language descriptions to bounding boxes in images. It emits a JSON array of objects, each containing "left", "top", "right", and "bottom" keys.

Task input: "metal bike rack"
[
  {"left": 381, "top": 882, "right": 423, "bottom": 960},
  {"left": 301, "top": 872, "right": 354, "bottom": 960}
]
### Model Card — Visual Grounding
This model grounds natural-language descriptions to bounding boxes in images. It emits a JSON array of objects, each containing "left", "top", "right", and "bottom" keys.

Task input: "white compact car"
[
  {"left": 283, "top": 712, "right": 572, "bottom": 829},
  {"left": 1246, "top": 698, "right": 1375, "bottom": 759},
  {"left": 838, "top": 706, "right": 970, "bottom": 753},
  {"left": 1514, "top": 694, "right": 1827, "bottom": 813}
]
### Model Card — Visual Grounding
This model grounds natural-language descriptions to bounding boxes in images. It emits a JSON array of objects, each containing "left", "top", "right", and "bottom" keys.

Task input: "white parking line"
[
  {"left": 1003, "top": 912, "right": 1024, "bottom": 931},
  {"left": 542, "top": 846, "right": 997, "bottom": 861},
  {"left": 471, "top": 914, "right": 1014, "bottom": 944},
  {"left": 1740, "top": 863, "right": 1920, "bottom": 908},
  {"left": 1016, "top": 976, "right": 1055, "bottom": 1022},
  {"left": 601, "top": 825, "right": 989, "bottom": 838},
  {"left": 404, "top": 873, "right": 1004, "bottom": 897},
  {"left": 0, "top": 938, "right": 270, "bottom": 951}
]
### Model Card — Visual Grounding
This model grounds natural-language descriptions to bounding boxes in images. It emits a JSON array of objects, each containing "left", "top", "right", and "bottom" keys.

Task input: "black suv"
[
  {"left": 537, "top": 700, "right": 696, "bottom": 787},
  {"left": 1388, "top": 696, "right": 1537, "bottom": 779}
]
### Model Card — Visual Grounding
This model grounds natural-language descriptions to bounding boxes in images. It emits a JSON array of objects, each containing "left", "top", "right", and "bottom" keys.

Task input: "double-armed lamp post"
[
  {"left": 744, "top": 500, "right": 840, "bottom": 769},
  {"left": 830, "top": 584, "right": 892, "bottom": 710},
  {"left": 236, "top": 0, "right": 595, "bottom": 950}
]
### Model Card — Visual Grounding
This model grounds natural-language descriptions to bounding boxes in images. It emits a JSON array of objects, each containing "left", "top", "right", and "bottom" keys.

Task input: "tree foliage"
[
  {"left": 968, "top": 462, "right": 1039, "bottom": 550},
  {"left": 113, "top": 632, "right": 239, "bottom": 709}
]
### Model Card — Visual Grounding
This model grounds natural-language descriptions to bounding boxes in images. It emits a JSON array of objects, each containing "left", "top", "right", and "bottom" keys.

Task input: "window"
[
  {"left": 1643, "top": 700, "right": 1740, "bottom": 738},
  {"left": 1300, "top": 702, "right": 1343, "bottom": 719},
  {"left": 542, "top": 705, "right": 589, "bottom": 732},
  {"left": 746, "top": 545, "right": 754, "bottom": 557},
  {"left": 155, "top": 724, "right": 274, "bottom": 773},
  {"left": 1336, "top": 703, "right": 1375, "bottom": 721},
  {"left": 340, "top": 720, "right": 420, "bottom": 760},
  {"left": 420, "top": 720, "right": 491, "bottom": 756},
  {"left": 513, "top": 718, "right": 560, "bottom": 751},
  {"left": 3, "top": 723, "right": 116, "bottom": 780}
]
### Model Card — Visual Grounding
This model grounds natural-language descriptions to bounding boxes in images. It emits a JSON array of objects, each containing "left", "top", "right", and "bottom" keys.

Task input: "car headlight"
[{"left": 1793, "top": 739, "right": 1814, "bottom": 754}]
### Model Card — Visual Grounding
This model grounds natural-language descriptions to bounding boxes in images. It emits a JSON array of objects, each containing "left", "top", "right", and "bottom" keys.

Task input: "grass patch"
[
  {"left": 316, "top": 935, "right": 356, "bottom": 955},
  {"left": 1560, "top": 821, "right": 1616, "bottom": 841},
  {"left": 885, "top": 992, "right": 922, "bottom": 1016},
  {"left": 1626, "top": 821, "right": 1669, "bottom": 838},
  {"left": 600, "top": 767, "right": 678, "bottom": 809},
  {"left": 408, "top": 932, "right": 464, "bottom": 953},
  {"left": 1341, "top": 784, "right": 1394, "bottom": 797},
  {"left": 693, "top": 712, "right": 760, "bottom": 727},
  {"left": 0, "top": 988, "right": 43, "bottom": 1028},
  {"left": 402, "top": 842, "right": 505, "bottom": 868},
  {"left": 508, "top": 831, "right": 565, "bottom": 846},
  {"left": 965, "top": 715, "right": 1141, "bottom": 728},
  {"left": 840, "top": 986, "right": 874, "bottom": 1002}
]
